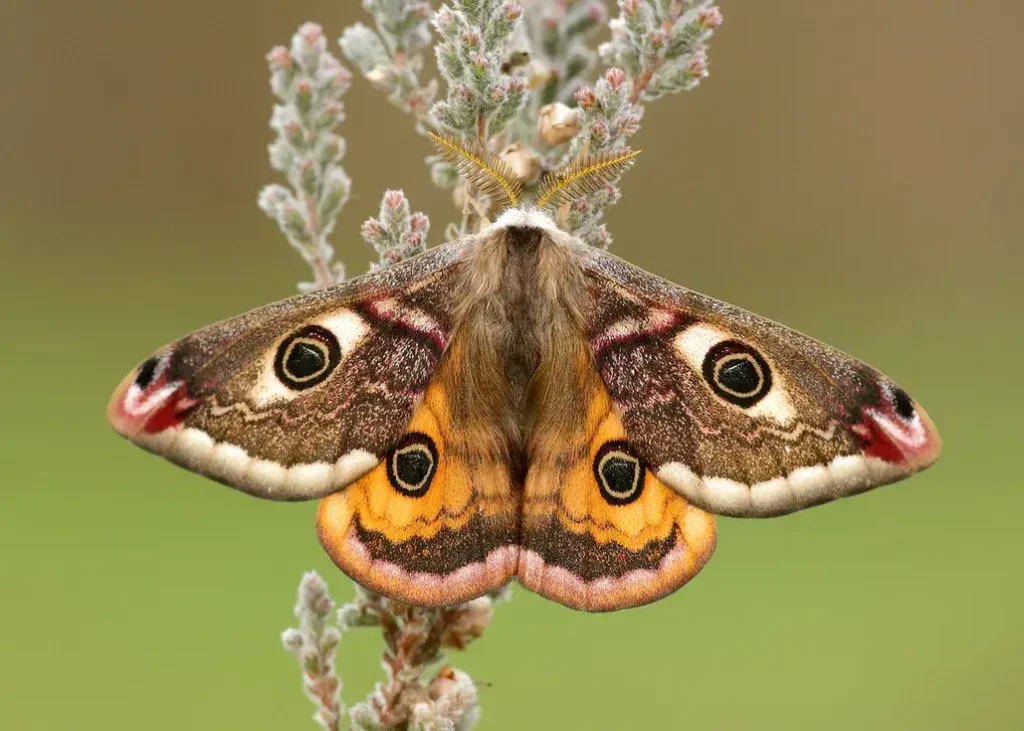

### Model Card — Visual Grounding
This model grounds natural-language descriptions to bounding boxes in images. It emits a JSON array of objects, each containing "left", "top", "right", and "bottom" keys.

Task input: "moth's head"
[{"left": 490, "top": 207, "right": 559, "bottom": 233}]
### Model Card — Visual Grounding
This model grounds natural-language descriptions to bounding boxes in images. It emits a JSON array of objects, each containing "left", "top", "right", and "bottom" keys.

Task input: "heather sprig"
[
  {"left": 286, "top": 578, "right": 503, "bottom": 731},
  {"left": 561, "top": 1, "right": 723, "bottom": 246},
  {"left": 339, "top": 1, "right": 438, "bottom": 124},
  {"left": 259, "top": 23, "right": 354, "bottom": 290},
  {"left": 429, "top": 1, "right": 528, "bottom": 142},
  {"left": 335, "top": 1, "right": 722, "bottom": 244},
  {"left": 428, "top": 1, "right": 531, "bottom": 230},
  {"left": 601, "top": 0, "right": 723, "bottom": 102},
  {"left": 360, "top": 189, "right": 431, "bottom": 270},
  {"left": 517, "top": 0, "right": 607, "bottom": 163},
  {"left": 282, "top": 572, "right": 345, "bottom": 731},
  {"left": 558, "top": 66, "right": 642, "bottom": 246}
]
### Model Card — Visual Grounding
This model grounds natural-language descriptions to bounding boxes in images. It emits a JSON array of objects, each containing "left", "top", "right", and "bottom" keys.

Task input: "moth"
[{"left": 108, "top": 138, "right": 941, "bottom": 612}]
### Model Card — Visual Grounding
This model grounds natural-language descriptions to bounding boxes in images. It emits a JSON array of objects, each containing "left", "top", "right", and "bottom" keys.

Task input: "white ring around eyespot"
[
  {"left": 251, "top": 309, "right": 369, "bottom": 408},
  {"left": 597, "top": 450, "right": 642, "bottom": 500},
  {"left": 391, "top": 443, "right": 435, "bottom": 493},
  {"left": 673, "top": 324, "right": 797, "bottom": 426}
]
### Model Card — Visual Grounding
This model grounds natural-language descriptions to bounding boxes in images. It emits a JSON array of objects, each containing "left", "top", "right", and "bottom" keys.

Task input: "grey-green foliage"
[
  {"left": 430, "top": 1, "right": 528, "bottom": 140},
  {"left": 259, "top": 23, "right": 353, "bottom": 289},
  {"left": 600, "top": 0, "right": 722, "bottom": 101}
]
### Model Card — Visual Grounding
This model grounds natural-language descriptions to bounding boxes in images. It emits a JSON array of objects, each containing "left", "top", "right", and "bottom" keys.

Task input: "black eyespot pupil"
[
  {"left": 702, "top": 340, "right": 773, "bottom": 408},
  {"left": 396, "top": 449, "right": 432, "bottom": 487},
  {"left": 134, "top": 357, "right": 159, "bottom": 389},
  {"left": 601, "top": 457, "right": 637, "bottom": 495},
  {"left": 718, "top": 358, "right": 760, "bottom": 395},
  {"left": 286, "top": 342, "right": 325, "bottom": 379},
  {"left": 893, "top": 387, "right": 915, "bottom": 419},
  {"left": 274, "top": 325, "right": 341, "bottom": 391},
  {"left": 386, "top": 433, "right": 439, "bottom": 497},
  {"left": 594, "top": 441, "right": 645, "bottom": 506}
]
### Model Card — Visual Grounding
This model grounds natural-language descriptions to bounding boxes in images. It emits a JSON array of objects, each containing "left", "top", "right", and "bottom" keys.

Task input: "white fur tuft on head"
[{"left": 491, "top": 207, "right": 559, "bottom": 232}]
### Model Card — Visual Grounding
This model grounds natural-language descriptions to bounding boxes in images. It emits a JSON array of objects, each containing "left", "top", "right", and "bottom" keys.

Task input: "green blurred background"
[{"left": 1, "top": 1, "right": 1020, "bottom": 729}]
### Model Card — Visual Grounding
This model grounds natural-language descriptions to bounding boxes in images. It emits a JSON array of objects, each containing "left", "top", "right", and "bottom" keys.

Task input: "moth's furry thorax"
[{"left": 454, "top": 223, "right": 588, "bottom": 470}]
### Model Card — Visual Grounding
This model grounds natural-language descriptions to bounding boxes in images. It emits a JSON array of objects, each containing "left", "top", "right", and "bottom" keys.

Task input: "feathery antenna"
[
  {"left": 429, "top": 132, "right": 523, "bottom": 208},
  {"left": 535, "top": 149, "right": 640, "bottom": 210}
]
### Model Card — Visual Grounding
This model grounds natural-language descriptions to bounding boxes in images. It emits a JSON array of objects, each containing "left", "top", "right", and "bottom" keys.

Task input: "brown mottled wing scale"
[
  {"left": 571, "top": 243, "right": 942, "bottom": 518},
  {"left": 517, "top": 337, "right": 716, "bottom": 612},
  {"left": 107, "top": 242, "right": 467, "bottom": 500},
  {"left": 317, "top": 338, "right": 520, "bottom": 607}
]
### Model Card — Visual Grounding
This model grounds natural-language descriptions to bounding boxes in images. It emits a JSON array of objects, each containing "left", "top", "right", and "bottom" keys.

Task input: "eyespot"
[
  {"left": 893, "top": 387, "right": 916, "bottom": 420},
  {"left": 594, "top": 440, "right": 645, "bottom": 506},
  {"left": 274, "top": 325, "right": 341, "bottom": 391},
  {"left": 386, "top": 433, "right": 438, "bottom": 497},
  {"left": 702, "top": 340, "right": 773, "bottom": 407}
]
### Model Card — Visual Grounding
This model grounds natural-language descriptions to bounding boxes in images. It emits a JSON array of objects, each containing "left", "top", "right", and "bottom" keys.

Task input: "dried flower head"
[
  {"left": 538, "top": 101, "right": 581, "bottom": 146},
  {"left": 441, "top": 597, "right": 494, "bottom": 650},
  {"left": 499, "top": 141, "right": 543, "bottom": 184},
  {"left": 419, "top": 667, "right": 481, "bottom": 730}
]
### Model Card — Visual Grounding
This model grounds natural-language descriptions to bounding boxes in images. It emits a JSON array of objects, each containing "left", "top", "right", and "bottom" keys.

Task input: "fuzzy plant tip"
[
  {"left": 259, "top": 23, "right": 354, "bottom": 291},
  {"left": 283, "top": 572, "right": 344, "bottom": 731},
  {"left": 284, "top": 577, "right": 505, "bottom": 731},
  {"left": 362, "top": 189, "right": 431, "bottom": 270}
]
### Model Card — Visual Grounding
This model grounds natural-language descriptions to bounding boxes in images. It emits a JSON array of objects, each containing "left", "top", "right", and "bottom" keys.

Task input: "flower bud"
[
  {"left": 575, "top": 86, "right": 598, "bottom": 110},
  {"left": 699, "top": 7, "right": 724, "bottom": 29},
  {"left": 266, "top": 46, "right": 293, "bottom": 72},
  {"left": 361, "top": 218, "right": 382, "bottom": 240},
  {"left": 687, "top": 52, "right": 708, "bottom": 79},
  {"left": 384, "top": 189, "right": 407, "bottom": 210},
  {"left": 605, "top": 67, "right": 627, "bottom": 91},
  {"left": 281, "top": 628, "right": 303, "bottom": 653},
  {"left": 410, "top": 212, "right": 429, "bottom": 233},
  {"left": 365, "top": 64, "right": 392, "bottom": 88},
  {"left": 502, "top": 2, "right": 524, "bottom": 22}
]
